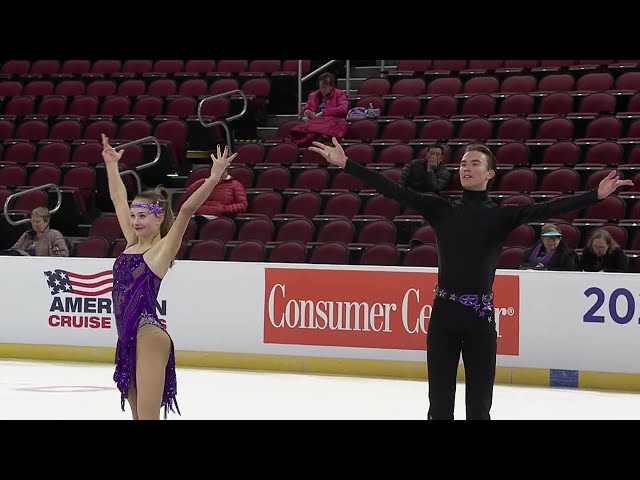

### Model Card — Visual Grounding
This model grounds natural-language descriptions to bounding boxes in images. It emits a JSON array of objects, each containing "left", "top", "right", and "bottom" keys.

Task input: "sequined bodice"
[{"left": 112, "top": 252, "right": 162, "bottom": 339}]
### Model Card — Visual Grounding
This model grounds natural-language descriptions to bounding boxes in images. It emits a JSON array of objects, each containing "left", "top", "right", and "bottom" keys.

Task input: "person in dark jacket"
[
  {"left": 580, "top": 228, "right": 629, "bottom": 273},
  {"left": 398, "top": 143, "right": 451, "bottom": 193},
  {"left": 520, "top": 223, "right": 577, "bottom": 271}
]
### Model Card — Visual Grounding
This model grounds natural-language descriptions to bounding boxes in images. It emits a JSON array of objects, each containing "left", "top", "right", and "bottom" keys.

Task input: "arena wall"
[{"left": 2, "top": 256, "right": 639, "bottom": 391}]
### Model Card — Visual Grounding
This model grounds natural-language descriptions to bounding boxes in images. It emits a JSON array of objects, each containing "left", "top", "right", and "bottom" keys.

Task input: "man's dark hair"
[
  {"left": 427, "top": 143, "right": 445, "bottom": 154},
  {"left": 465, "top": 143, "right": 497, "bottom": 189}
]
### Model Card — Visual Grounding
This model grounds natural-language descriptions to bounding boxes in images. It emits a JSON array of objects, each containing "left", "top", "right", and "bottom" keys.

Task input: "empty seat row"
[
  {"left": 350, "top": 92, "right": 640, "bottom": 119},
  {"left": 69, "top": 236, "right": 640, "bottom": 272},
  {"left": 393, "top": 60, "right": 636, "bottom": 73},
  {"left": 357, "top": 72, "right": 640, "bottom": 97},
  {"left": 340, "top": 116, "right": 640, "bottom": 143},
  {"left": 241, "top": 137, "right": 640, "bottom": 168},
  {"left": 0, "top": 60, "right": 311, "bottom": 77},
  {"left": 184, "top": 162, "right": 639, "bottom": 196},
  {"left": 0, "top": 95, "right": 231, "bottom": 122},
  {"left": 0, "top": 78, "right": 269, "bottom": 101},
  {"left": 0, "top": 119, "right": 187, "bottom": 169}
]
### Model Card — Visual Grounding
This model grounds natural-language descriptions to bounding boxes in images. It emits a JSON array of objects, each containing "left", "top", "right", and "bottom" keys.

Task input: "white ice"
[{"left": 0, "top": 359, "right": 638, "bottom": 420}]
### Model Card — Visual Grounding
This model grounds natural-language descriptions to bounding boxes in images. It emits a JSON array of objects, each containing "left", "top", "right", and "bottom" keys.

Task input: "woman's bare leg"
[{"left": 135, "top": 324, "right": 171, "bottom": 420}]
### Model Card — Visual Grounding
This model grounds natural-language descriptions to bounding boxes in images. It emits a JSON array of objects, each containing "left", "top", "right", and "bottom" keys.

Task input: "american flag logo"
[{"left": 44, "top": 269, "right": 113, "bottom": 297}]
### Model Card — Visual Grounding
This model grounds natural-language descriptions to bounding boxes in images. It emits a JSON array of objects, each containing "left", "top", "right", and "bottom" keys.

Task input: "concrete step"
[
  {"left": 337, "top": 77, "right": 366, "bottom": 91},
  {"left": 163, "top": 173, "right": 188, "bottom": 189},
  {"left": 186, "top": 150, "right": 213, "bottom": 159},
  {"left": 257, "top": 126, "right": 278, "bottom": 140},
  {"left": 264, "top": 114, "right": 299, "bottom": 127},
  {"left": 352, "top": 65, "right": 383, "bottom": 78},
  {"left": 379, "top": 60, "right": 399, "bottom": 67}
]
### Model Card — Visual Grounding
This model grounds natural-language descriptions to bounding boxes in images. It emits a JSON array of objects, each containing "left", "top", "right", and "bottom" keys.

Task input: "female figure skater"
[{"left": 102, "top": 134, "right": 236, "bottom": 419}]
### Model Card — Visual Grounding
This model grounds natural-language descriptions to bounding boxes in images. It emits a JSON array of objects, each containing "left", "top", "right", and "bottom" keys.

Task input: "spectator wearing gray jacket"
[{"left": 11, "top": 207, "right": 69, "bottom": 256}]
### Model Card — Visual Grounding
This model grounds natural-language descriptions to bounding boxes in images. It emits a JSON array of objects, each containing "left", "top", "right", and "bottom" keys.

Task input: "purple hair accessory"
[{"left": 131, "top": 202, "right": 164, "bottom": 216}]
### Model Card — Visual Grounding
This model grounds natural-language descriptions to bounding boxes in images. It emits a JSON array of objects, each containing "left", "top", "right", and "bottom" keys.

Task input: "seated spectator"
[
  {"left": 182, "top": 167, "right": 247, "bottom": 217},
  {"left": 520, "top": 223, "right": 577, "bottom": 271},
  {"left": 285, "top": 72, "right": 349, "bottom": 147},
  {"left": 10, "top": 207, "right": 69, "bottom": 256},
  {"left": 399, "top": 143, "right": 451, "bottom": 193},
  {"left": 300, "top": 72, "right": 349, "bottom": 121},
  {"left": 580, "top": 228, "right": 629, "bottom": 273}
]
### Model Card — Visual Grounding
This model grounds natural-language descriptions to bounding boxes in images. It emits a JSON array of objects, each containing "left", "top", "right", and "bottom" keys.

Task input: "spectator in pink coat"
[{"left": 300, "top": 72, "right": 348, "bottom": 121}]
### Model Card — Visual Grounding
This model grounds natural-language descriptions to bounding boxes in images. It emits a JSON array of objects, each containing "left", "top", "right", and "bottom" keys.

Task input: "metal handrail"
[
  {"left": 197, "top": 89, "right": 248, "bottom": 126},
  {"left": 301, "top": 60, "right": 341, "bottom": 83},
  {"left": 3, "top": 183, "right": 62, "bottom": 226},
  {"left": 112, "top": 136, "right": 161, "bottom": 172},
  {"left": 345, "top": 60, "right": 351, "bottom": 97},
  {"left": 197, "top": 89, "right": 248, "bottom": 153},
  {"left": 118, "top": 169, "right": 142, "bottom": 195}
]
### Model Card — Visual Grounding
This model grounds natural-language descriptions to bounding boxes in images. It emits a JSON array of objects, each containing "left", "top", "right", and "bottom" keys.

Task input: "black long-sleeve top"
[{"left": 345, "top": 159, "right": 601, "bottom": 294}]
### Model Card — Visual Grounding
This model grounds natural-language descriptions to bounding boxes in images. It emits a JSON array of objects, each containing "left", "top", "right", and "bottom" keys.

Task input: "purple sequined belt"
[{"left": 434, "top": 285, "right": 494, "bottom": 318}]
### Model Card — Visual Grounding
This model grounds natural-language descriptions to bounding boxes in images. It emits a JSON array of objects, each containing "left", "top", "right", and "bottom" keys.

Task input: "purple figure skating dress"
[{"left": 112, "top": 251, "right": 179, "bottom": 415}]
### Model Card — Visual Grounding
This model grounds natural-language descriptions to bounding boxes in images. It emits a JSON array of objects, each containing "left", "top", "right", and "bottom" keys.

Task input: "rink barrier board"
[
  {"left": 3, "top": 257, "right": 640, "bottom": 392},
  {"left": 1, "top": 343, "right": 639, "bottom": 392}
]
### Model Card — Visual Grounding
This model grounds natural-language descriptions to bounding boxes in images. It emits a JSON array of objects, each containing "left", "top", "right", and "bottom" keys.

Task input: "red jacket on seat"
[{"left": 184, "top": 177, "right": 248, "bottom": 216}]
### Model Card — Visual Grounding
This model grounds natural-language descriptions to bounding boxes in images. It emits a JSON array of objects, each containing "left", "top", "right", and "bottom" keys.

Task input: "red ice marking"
[{"left": 16, "top": 385, "right": 116, "bottom": 393}]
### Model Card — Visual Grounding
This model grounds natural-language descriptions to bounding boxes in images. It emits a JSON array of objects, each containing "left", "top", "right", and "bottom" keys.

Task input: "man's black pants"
[{"left": 426, "top": 297, "right": 497, "bottom": 420}]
